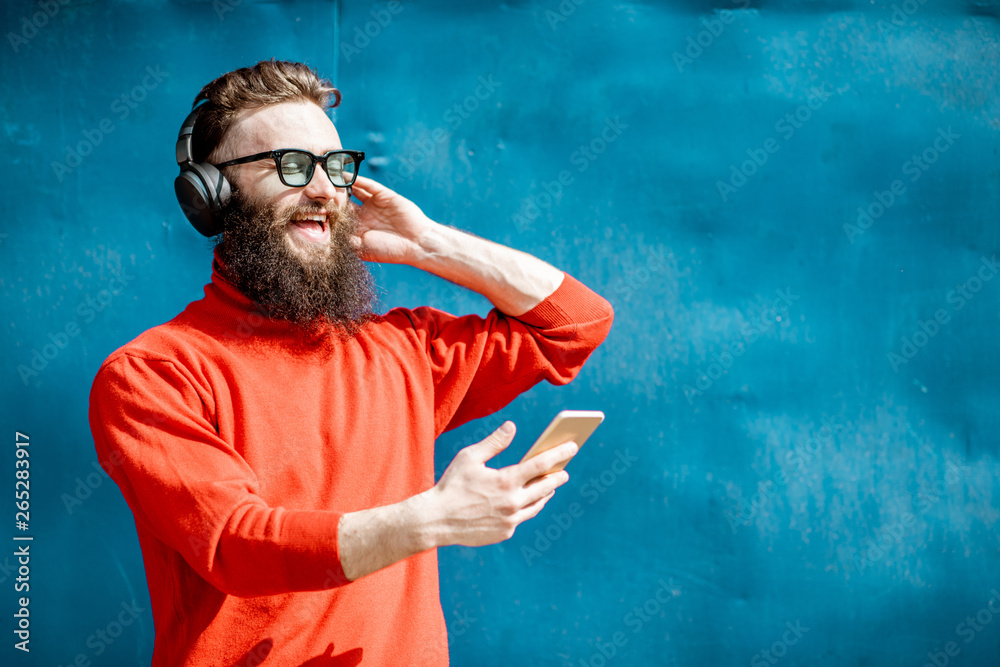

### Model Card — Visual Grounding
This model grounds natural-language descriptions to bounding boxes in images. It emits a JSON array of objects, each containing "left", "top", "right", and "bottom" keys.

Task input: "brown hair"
[{"left": 190, "top": 59, "right": 341, "bottom": 164}]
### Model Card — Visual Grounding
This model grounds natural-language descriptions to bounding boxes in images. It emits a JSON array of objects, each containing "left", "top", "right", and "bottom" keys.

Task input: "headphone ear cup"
[{"left": 174, "top": 163, "right": 232, "bottom": 237}]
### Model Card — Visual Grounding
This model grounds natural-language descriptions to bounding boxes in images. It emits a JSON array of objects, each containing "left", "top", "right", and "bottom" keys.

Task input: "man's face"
[
  {"left": 214, "top": 99, "right": 350, "bottom": 252},
  {"left": 211, "top": 100, "right": 376, "bottom": 334}
]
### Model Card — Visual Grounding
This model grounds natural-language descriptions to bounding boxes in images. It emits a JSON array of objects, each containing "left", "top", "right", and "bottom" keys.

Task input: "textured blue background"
[{"left": 2, "top": 0, "right": 999, "bottom": 665}]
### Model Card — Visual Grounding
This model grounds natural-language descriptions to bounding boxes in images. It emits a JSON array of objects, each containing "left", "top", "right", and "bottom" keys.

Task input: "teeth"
[{"left": 291, "top": 213, "right": 326, "bottom": 230}]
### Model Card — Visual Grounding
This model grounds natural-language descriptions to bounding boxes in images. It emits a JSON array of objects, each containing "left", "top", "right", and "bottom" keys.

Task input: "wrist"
[
  {"left": 408, "top": 487, "right": 445, "bottom": 552},
  {"left": 411, "top": 220, "right": 456, "bottom": 272}
]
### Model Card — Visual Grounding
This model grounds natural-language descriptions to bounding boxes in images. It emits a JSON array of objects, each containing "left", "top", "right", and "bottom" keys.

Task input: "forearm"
[
  {"left": 337, "top": 490, "right": 440, "bottom": 581},
  {"left": 414, "top": 223, "right": 564, "bottom": 316}
]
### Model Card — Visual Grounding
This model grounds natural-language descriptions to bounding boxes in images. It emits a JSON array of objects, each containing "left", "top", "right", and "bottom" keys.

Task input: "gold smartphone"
[{"left": 519, "top": 410, "right": 605, "bottom": 475}]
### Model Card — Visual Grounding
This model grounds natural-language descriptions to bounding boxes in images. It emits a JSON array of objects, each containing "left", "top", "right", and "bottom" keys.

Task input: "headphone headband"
[{"left": 175, "top": 107, "right": 200, "bottom": 165}]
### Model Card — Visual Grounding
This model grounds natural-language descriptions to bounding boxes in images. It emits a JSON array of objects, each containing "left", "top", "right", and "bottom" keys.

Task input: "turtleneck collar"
[{"left": 200, "top": 247, "right": 373, "bottom": 345}]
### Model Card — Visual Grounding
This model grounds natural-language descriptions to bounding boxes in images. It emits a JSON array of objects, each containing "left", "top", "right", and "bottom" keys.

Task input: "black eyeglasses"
[{"left": 214, "top": 149, "right": 365, "bottom": 188}]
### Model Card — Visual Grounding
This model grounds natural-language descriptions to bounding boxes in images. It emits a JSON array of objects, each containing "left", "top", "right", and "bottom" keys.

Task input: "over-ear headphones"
[{"left": 174, "top": 104, "right": 231, "bottom": 237}]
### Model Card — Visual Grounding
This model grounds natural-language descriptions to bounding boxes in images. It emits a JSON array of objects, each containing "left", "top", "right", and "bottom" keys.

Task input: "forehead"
[{"left": 224, "top": 100, "right": 342, "bottom": 156}]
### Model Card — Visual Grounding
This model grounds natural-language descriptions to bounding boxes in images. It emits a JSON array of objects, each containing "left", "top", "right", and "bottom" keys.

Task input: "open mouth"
[{"left": 288, "top": 212, "right": 329, "bottom": 244}]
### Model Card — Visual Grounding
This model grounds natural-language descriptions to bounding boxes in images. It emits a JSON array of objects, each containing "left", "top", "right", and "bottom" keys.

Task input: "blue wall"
[{"left": 3, "top": 0, "right": 999, "bottom": 665}]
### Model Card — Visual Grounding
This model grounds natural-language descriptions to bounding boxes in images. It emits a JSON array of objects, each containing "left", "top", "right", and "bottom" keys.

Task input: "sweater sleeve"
[
  {"left": 408, "top": 271, "right": 614, "bottom": 435},
  {"left": 89, "top": 353, "right": 350, "bottom": 597}
]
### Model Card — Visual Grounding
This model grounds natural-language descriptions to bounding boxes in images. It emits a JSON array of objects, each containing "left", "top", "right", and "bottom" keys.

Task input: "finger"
[
  {"left": 515, "top": 489, "right": 556, "bottom": 523},
  {"left": 523, "top": 468, "right": 569, "bottom": 491},
  {"left": 351, "top": 178, "right": 372, "bottom": 193},
  {"left": 514, "top": 441, "right": 578, "bottom": 484},
  {"left": 521, "top": 470, "right": 569, "bottom": 504},
  {"left": 351, "top": 183, "right": 374, "bottom": 203},
  {"left": 353, "top": 174, "right": 390, "bottom": 195},
  {"left": 463, "top": 421, "right": 516, "bottom": 465}
]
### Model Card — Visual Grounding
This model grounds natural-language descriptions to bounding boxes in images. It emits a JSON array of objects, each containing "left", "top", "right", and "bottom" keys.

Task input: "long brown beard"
[{"left": 214, "top": 189, "right": 377, "bottom": 337}]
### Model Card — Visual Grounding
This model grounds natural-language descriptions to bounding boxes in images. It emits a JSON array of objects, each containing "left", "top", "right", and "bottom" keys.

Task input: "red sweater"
[{"left": 89, "top": 248, "right": 613, "bottom": 666}]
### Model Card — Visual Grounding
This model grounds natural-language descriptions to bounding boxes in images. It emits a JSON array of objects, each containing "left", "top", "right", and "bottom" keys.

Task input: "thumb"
[{"left": 466, "top": 421, "right": 516, "bottom": 464}]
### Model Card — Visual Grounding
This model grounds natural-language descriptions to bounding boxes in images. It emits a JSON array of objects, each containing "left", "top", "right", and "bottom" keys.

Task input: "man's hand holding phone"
[
  {"left": 418, "top": 421, "right": 579, "bottom": 548},
  {"left": 417, "top": 411, "right": 604, "bottom": 549},
  {"left": 340, "top": 412, "right": 602, "bottom": 580}
]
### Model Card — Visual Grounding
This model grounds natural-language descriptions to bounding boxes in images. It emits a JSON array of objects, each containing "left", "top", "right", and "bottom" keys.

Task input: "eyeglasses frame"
[{"left": 214, "top": 148, "right": 365, "bottom": 189}]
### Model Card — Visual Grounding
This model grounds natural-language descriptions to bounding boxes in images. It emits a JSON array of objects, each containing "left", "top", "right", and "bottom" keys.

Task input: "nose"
[{"left": 300, "top": 161, "right": 346, "bottom": 207}]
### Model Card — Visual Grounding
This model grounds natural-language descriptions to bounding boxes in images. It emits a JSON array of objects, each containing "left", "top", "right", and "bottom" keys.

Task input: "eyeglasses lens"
[
  {"left": 279, "top": 152, "right": 313, "bottom": 186},
  {"left": 327, "top": 154, "right": 357, "bottom": 187}
]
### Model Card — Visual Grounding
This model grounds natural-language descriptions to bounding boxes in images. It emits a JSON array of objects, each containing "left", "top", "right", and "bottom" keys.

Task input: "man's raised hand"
[{"left": 348, "top": 175, "right": 438, "bottom": 265}]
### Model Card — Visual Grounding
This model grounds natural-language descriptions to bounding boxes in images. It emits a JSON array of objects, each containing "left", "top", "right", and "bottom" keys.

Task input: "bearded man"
[{"left": 89, "top": 59, "right": 613, "bottom": 666}]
